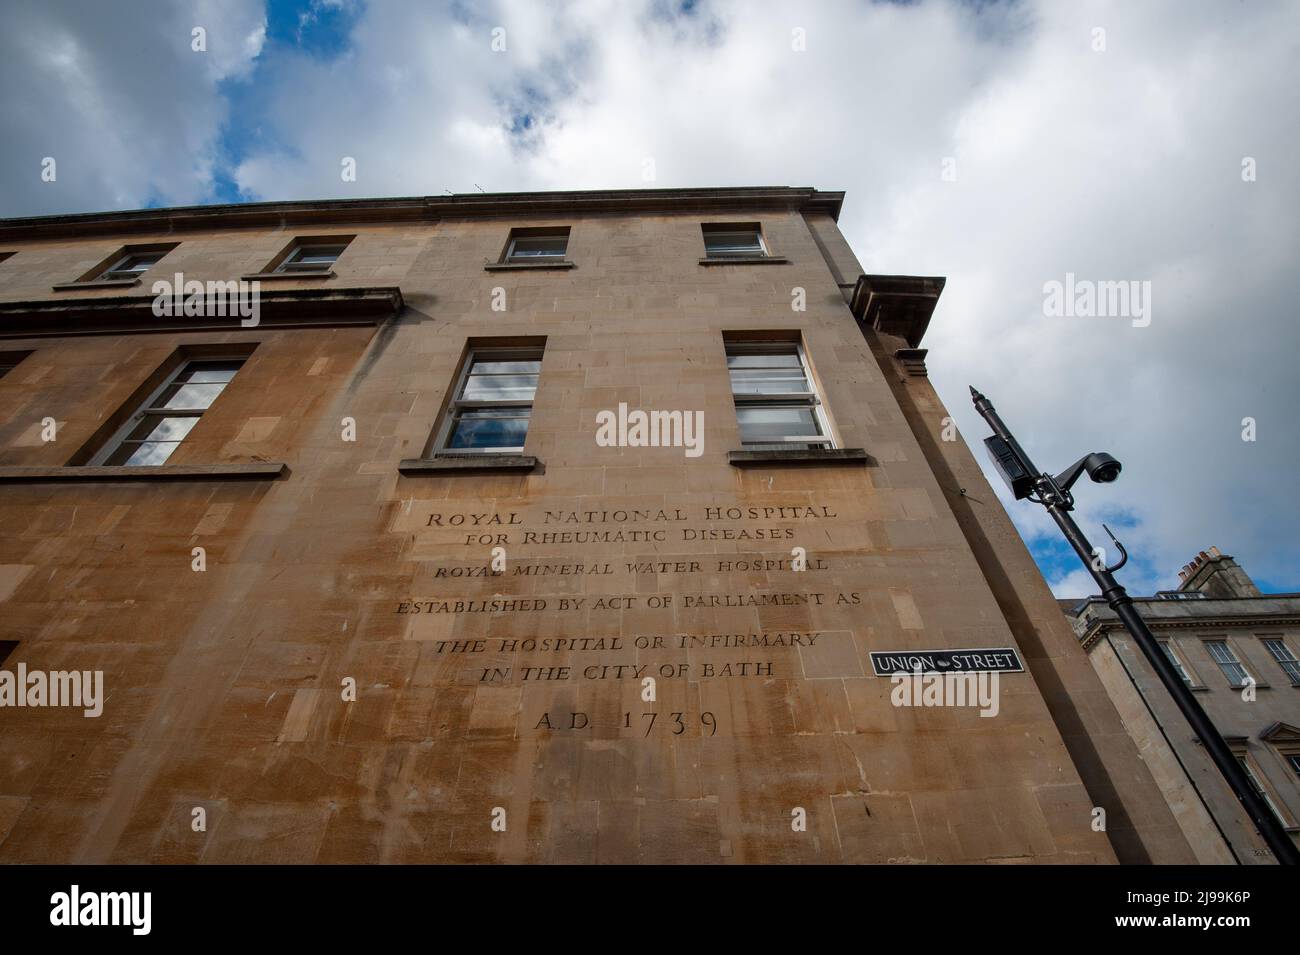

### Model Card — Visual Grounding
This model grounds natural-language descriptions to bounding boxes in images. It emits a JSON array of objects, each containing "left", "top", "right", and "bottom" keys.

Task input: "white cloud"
[
  {"left": 1047, "top": 568, "right": 1100, "bottom": 601},
  {"left": 0, "top": 0, "right": 265, "bottom": 215}
]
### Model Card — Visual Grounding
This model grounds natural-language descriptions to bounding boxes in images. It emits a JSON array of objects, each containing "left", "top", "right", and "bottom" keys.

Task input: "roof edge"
[{"left": 0, "top": 187, "right": 845, "bottom": 241}]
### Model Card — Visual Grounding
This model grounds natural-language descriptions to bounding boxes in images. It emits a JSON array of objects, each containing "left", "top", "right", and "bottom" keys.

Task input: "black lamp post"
[{"left": 971, "top": 386, "right": 1299, "bottom": 866}]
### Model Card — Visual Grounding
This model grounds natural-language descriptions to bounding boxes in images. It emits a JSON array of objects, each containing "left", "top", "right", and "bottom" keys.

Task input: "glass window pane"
[
  {"left": 1263, "top": 639, "right": 1300, "bottom": 683},
  {"left": 278, "top": 245, "right": 345, "bottom": 271},
  {"left": 705, "top": 232, "right": 763, "bottom": 255},
  {"left": 1263, "top": 639, "right": 1295, "bottom": 662},
  {"left": 1207, "top": 641, "right": 1234, "bottom": 664},
  {"left": 726, "top": 352, "right": 801, "bottom": 368},
  {"left": 729, "top": 369, "right": 811, "bottom": 394},
  {"left": 101, "top": 253, "right": 164, "bottom": 279},
  {"left": 127, "top": 415, "right": 199, "bottom": 442},
  {"left": 294, "top": 245, "right": 344, "bottom": 262},
  {"left": 449, "top": 410, "right": 531, "bottom": 449},
  {"left": 160, "top": 382, "right": 226, "bottom": 410},
  {"left": 736, "top": 406, "right": 821, "bottom": 440},
  {"left": 469, "top": 360, "right": 541, "bottom": 375},
  {"left": 115, "top": 441, "right": 181, "bottom": 466},
  {"left": 1208, "top": 641, "right": 1249, "bottom": 684},
  {"left": 183, "top": 364, "right": 241, "bottom": 383},
  {"left": 1160, "top": 643, "right": 1191, "bottom": 683},
  {"left": 1237, "top": 758, "right": 1286, "bottom": 823},
  {"left": 462, "top": 374, "right": 538, "bottom": 400},
  {"left": 510, "top": 236, "right": 567, "bottom": 257}
]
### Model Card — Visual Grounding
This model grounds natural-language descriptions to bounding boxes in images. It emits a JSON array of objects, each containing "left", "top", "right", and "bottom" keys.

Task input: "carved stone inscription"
[{"left": 393, "top": 502, "right": 871, "bottom": 733}]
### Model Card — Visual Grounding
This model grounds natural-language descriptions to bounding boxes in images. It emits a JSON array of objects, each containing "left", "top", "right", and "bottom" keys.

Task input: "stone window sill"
[
  {"left": 483, "top": 260, "right": 576, "bottom": 272},
  {"left": 400, "top": 455, "right": 539, "bottom": 474},
  {"left": 241, "top": 271, "right": 336, "bottom": 281},
  {"left": 728, "top": 448, "right": 871, "bottom": 467},
  {"left": 699, "top": 256, "right": 789, "bottom": 266},
  {"left": 0, "top": 463, "right": 287, "bottom": 482},
  {"left": 52, "top": 278, "right": 141, "bottom": 291}
]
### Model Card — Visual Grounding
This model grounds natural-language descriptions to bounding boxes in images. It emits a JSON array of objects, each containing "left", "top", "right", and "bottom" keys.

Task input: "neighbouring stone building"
[
  {"left": 1066, "top": 548, "right": 1300, "bottom": 864},
  {"left": 0, "top": 187, "right": 1201, "bottom": 863}
]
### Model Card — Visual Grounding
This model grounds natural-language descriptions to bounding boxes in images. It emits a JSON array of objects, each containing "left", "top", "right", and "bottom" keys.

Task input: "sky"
[{"left": 2, "top": 0, "right": 1297, "bottom": 598}]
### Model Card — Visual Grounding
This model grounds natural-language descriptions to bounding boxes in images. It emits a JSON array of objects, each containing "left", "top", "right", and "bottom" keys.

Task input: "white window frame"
[
  {"left": 1158, "top": 639, "right": 1195, "bottom": 686},
  {"left": 505, "top": 233, "right": 568, "bottom": 263},
  {"left": 704, "top": 227, "right": 767, "bottom": 259},
  {"left": 726, "top": 341, "right": 833, "bottom": 450},
  {"left": 89, "top": 358, "right": 245, "bottom": 466},
  {"left": 1261, "top": 636, "right": 1300, "bottom": 686},
  {"left": 1235, "top": 753, "right": 1291, "bottom": 827},
  {"left": 275, "top": 243, "right": 347, "bottom": 273},
  {"left": 99, "top": 251, "right": 165, "bottom": 281},
  {"left": 433, "top": 347, "right": 543, "bottom": 455},
  {"left": 1204, "top": 638, "right": 1252, "bottom": 688}
]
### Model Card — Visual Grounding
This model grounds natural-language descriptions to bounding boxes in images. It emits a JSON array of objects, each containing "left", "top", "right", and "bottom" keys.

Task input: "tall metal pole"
[{"left": 971, "top": 387, "right": 1299, "bottom": 865}]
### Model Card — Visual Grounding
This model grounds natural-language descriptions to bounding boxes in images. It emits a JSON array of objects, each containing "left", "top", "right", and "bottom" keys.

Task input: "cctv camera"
[
  {"left": 1084, "top": 452, "right": 1121, "bottom": 483},
  {"left": 1053, "top": 451, "right": 1122, "bottom": 494}
]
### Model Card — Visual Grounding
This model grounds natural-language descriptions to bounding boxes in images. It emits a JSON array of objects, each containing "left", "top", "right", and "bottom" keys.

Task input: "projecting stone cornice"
[
  {"left": 0, "top": 187, "right": 844, "bottom": 241},
  {"left": 0, "top": 286, "right": 404, "bottom": 339},
  {"left": 848, "top": 274, "right": 946, "bottom": 349},
  {"left": 1077, "top": 610, "right": 1300, "bottom": 651}
]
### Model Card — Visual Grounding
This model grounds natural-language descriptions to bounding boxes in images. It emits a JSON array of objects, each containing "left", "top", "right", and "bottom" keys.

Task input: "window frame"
[
  {"left": 99, "top": 251, "right": 165, "bottom": 281},
  {"left": 76, "top": 244, "right": 177, "bottom": 284},
  {"left": 274, "top": 242, "right": 348, "bottom": 274},
  {"left": 1158, "top": 639, "right": 1197, "bottom": 686},
  {"left": 1261, "top": 636, "right": 1300, "bottom": 686},
  {"left": 1234, "top": 752, "right": 1292, "bottom": 828},
  {"left": 433, "top": 347, "right": 543, "bottom": 455},
  {"left": 88, "top": 357, "right": 246, "bottom": 467},
  {"left": 504, "top": 233, "right": 569, "bottom": 263},
  {"left": 726, "top": 340, "right": 833, "bottom": 451},
  {"left": 1204, "top": 638, "right": 1253, "bottom": 688},
  {"left": 703, "top": 224, "right": 768, "bottom": 259}
]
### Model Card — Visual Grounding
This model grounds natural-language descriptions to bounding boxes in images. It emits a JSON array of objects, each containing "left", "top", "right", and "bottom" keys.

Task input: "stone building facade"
[
  {"left": 0, "top": 187, "right": 1197, "bottom": 863},
  {"left": 1068, "top": 547, "right": 1300, "bottom": 864}
]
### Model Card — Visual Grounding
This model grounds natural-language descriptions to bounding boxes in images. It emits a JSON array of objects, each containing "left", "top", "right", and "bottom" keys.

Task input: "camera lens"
[{"left": 1086, "top": 453, "right": 1121, "bottom": 483}]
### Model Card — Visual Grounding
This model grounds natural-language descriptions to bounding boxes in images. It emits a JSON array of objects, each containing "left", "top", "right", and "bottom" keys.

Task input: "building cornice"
[
  {"left": 0, "top": 286, "right": 404, "bottom": 339},
  {"left": 1078, "top": 610, "right": 1300, "bottom": 651},
  {"left": 848, "top": 274, "right": 946, "bottom": 348},
  {"left": 0, "top": 187, "right": 844, "bottom": 242}
]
